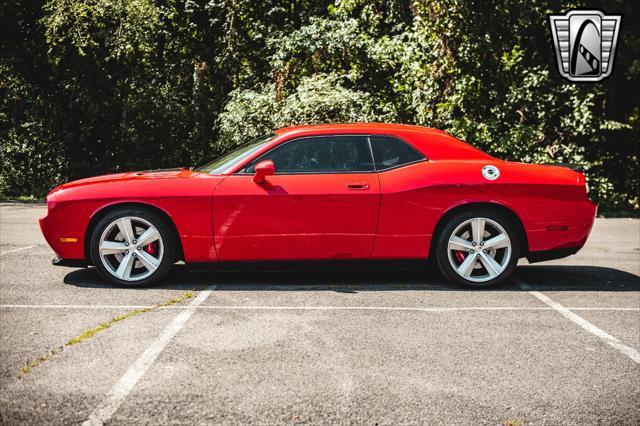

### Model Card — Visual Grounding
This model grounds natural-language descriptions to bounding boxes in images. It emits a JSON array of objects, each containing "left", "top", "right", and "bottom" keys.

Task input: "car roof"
[
  {"left": 274, "top": 123, "right": 449, "bottom": 137},
  {"left": 272, "top": 123, "right": 493, "bottom": 161}
]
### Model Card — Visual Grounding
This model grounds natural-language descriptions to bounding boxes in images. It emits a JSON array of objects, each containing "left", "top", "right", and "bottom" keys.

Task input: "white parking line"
[
  {"left": 518, "top": 280, "right": 640, "bottom": 364},
  {"left": 1, "top": 304, "right": 638, "bottom": 312},
  {"left": 82, "top": 284, "right": 217, "bottom": 426},
  {"left": 0, "top": 305, "right": 153, "bottom": 309},
  {"left": 0, "top": 245, "right": 36, "bottom": 256}
]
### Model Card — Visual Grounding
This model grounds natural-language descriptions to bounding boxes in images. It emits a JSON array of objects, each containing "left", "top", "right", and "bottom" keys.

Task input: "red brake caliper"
[
  {"left": 454, "top": 251, "right": 466, "bottom": 263},
  {"left": 144, "top": 242, "right": 158, "bottom": 256}
]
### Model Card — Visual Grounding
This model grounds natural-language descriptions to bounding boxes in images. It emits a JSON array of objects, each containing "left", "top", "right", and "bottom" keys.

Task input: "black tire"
[
  {"left": 435, "top": 209, "right": 520, "bottom": 288},
  {"left": 90, "top": 207, "right": 176, "bottom": 287}
]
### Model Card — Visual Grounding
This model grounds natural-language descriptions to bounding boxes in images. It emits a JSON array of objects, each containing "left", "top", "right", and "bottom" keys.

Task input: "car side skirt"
[{"left": 52, "top": 257, "right": 88, "bottom": 268}]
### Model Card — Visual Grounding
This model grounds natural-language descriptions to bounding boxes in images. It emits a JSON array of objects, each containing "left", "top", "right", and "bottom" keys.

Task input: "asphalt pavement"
[{"left": 0, "top": 202, "right": 638, "bottom": 425}]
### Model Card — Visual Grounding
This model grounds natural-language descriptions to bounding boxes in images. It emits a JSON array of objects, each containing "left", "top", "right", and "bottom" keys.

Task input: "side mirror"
[{"left": 253, "top": 160, "right": 275, "bottom": 184}]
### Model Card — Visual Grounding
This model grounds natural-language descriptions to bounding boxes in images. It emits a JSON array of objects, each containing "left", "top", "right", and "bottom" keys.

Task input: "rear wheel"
[
  {"left": 436, "top": 210, "right": 520, "bottom": 287},
  {"left": 90, "top": 208, "right": 175, "bottom": 286}
]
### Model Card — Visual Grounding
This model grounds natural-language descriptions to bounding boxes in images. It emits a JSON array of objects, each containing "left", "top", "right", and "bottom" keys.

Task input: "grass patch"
[
  {"left": 0, "top": 195, "right": 44, "bottom": 203},
  {"left": 17, "top": 290, "right": 195, "bottom": 378}
]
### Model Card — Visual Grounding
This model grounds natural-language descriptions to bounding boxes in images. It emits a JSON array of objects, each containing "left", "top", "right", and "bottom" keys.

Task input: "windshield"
[{"left": 195, "top": 133, "right": 275, "bottom": 174}]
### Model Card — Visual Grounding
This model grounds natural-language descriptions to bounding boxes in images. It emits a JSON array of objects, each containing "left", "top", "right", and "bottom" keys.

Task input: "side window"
[
  {"left": 246, "top": 136, "right": 374, "bottom": 173},
  {"left": 370, "top": 136, "right": 425, "bottom": 171}
]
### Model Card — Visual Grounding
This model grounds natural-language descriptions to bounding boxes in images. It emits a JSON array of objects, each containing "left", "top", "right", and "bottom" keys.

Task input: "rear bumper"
[
  {"left": 525, "top": 200, "right": 597, "bottom": 253},
  {"left": 526, "top": 247, "right": 579, "bottom": 263}
]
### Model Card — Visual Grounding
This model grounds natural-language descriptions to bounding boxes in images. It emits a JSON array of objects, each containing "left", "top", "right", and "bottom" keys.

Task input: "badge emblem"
[
  {"left": 549, "top": 10, "right": 621, "bottom": 82},
  {"left": 482, "top": 165, "right": 500, "bottom": 181}
]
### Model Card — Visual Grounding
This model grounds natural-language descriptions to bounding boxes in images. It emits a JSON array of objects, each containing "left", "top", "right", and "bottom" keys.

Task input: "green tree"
[{"left": 0, "top": 0, "right": 637, "bottom": 213}]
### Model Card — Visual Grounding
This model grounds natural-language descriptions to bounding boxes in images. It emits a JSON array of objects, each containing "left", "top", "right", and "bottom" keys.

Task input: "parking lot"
[{"left": 0, "top": 201, "right": 638, "bottom": 425}]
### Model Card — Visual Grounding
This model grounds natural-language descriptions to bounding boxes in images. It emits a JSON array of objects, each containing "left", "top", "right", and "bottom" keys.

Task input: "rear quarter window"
[{"left": 370, "top": 136, "right": 425, "bottom": 171}]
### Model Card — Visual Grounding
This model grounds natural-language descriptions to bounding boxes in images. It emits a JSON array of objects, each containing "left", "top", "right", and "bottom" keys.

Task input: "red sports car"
[{"left": 39, "top": 123, "right": 597, "bottom": 287}]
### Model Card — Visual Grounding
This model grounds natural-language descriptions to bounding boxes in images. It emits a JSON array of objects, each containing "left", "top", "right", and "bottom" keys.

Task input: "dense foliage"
[{"left": 1, "top": 0, "right": 638, "bottom": 213}]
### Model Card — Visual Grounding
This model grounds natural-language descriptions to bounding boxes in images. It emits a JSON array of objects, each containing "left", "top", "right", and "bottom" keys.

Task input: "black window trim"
[{"left": 235, "top": 133, "right": 427, "bottom": 175}]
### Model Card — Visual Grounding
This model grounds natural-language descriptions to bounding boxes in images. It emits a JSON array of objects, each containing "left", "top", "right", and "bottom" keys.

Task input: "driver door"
[{"left": 212, "top": 135, "right": 380, "bottom": 261}]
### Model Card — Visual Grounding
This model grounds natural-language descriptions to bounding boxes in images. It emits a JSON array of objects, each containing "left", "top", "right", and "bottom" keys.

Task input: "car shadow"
[{"left": 63, "top": 262, "right": 640, "bottom": 292}]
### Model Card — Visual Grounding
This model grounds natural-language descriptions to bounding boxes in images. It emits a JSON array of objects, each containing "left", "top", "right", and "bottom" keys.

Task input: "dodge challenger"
[{"left": 39, "top": 123, "right": 597, "bottom": 287}]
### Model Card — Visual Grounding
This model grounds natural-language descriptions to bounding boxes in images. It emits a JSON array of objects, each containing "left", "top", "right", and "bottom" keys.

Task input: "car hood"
[{"left": 53, "top": 168, "right": 203, "bottom": 192}]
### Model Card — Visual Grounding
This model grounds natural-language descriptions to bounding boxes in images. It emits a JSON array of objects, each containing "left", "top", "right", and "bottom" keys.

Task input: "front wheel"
[
  {"left": 90, "top": 208, "right": 176, "bottom": 286},
  {"left": 436, "top": 210, "right": 520, "bottom": 287}
]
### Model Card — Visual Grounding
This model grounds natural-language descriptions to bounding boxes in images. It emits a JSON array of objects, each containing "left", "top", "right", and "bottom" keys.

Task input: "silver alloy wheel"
[
  {"left": 98, "top": 216, "right": 164, "bottom": 282},
  {"left": 446, "top": 217, "right": 512, "bottom": 283}
]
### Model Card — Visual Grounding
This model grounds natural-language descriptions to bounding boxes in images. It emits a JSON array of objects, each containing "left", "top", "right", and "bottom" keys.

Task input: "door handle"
[{"left": 347, "top": 181, "right": 370, "bottom": 190}]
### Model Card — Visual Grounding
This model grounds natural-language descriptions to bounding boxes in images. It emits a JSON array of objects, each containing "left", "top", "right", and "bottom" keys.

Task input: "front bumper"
[{"left": 39, "top": 205, "right": 85, "bottom": 260}]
